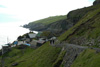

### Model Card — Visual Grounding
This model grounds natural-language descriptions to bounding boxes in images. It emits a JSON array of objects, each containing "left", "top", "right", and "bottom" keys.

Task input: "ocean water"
[{"left": 0, "top": 22, "right": 30, "bottom": 49}]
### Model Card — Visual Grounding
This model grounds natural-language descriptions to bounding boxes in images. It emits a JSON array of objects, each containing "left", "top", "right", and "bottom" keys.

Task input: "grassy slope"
[
  {"left": 71, "top": 49, "right": 100, "bottom": 67},
  {"left": 58, "top": 4, "right": 100, "bottom": 67},
  {"left": 3, "top": 43, "right": 61, "bottom": 67},
  {"left": 58, "top": 4, "right": 100, "bottom": 42},
  {"left": 28, "top": 15, "right": 66, "bottom": 25},
  {"left": 3, "top": 47, "right": 35, "bottom": 67}
]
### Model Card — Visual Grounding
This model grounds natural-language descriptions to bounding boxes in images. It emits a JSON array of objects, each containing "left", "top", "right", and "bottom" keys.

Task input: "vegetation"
[
  {"left": 58, "top": 4, "right": 100, "bottom": 45},
  {"left": 1, "top": 0, "right": 100, "bottom": 67},
  {"left": 26, "top": 15, "right": 66, "bottom": 25},
  {"left": 71, "top": 49, "right": 100, "bottom": 67},
  {"left": 40, "top": 31, "right": 56, "bottom": 38},
  {"left": 53, "top": 50, "right": 66, "bottom": 67},
  {"left": 1, "top": 42, "right": 61, "bottom": 67}
]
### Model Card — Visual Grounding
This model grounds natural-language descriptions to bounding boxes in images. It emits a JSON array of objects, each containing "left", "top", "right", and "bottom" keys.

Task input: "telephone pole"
[{"left": 1, "top": 45, "right": 4, "bottom": 67}]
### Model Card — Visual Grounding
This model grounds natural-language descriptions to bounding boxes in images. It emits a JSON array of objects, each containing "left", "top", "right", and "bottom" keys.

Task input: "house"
[
  {"left": 39, "top": 38, "right": 48, "bottom": 42},
  {"left": 25, "top": 38, "right": 31, "bottom": 43},
  {"left": 30, "top": 40, "right": 38, "bottom": 48},
  {"left": 13, "top": 41, "right": 18, "bottom": 45},
  {"left": 28, "top": 33, "right": 37, "bottom": 39},
  {"left": 37, "top": 39, "right": 45, "bottom": 47},
  {"left": 17, "top": 41, "right": 26, "bottom": 45},
  {"left": 25, "top": 33, "right": 37, "bottom": 42}
]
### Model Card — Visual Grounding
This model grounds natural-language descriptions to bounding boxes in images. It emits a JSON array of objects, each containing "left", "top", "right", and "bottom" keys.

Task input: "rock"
[
  {"left": 93, "top": 0, "right": 100, "bottom": 5},
  {"left": 12, "top": 62, "right": 18, "bottom": 66}
]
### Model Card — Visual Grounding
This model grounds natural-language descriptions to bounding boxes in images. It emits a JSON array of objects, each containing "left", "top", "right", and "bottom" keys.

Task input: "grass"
[
  {"left": 58, "top": 4, "right": 100, "bottom": 42},
  {"left": 71, "top": 49, "right": 100, "bottom": 67},
  {"left": 53, "top": 50, "right": 66, "bottom": 67},
  {"left": 2, "top": 42, "right": 61, "bottom": 67},
  {"left": 29, "top": 15, "right": 66, "bottom": 25},
  {"left": 3, "top": 47, "right": 35, "bottom": 67}
]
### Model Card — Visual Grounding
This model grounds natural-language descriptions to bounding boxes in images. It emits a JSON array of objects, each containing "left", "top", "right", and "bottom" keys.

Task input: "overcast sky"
[{"left": 0, "top": 0, "right": 95, "bottom": 24}]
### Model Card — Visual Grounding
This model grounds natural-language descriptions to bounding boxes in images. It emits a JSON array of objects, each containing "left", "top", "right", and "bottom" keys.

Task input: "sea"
[{"left": 0, "top": 22, "right": 30, "bottom": 49}]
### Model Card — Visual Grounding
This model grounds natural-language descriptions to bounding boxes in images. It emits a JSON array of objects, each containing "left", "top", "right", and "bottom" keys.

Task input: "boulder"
[{"left": 12, "top": 62, "right": 18, "bottom": 66}]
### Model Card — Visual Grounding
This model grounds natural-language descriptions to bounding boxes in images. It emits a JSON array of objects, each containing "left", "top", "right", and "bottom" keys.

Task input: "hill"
[
  {"left": 71, "top": 49, "right": 100, "bottom": 67},
  {"left": 24, "top": 1, "right": 100, "bottom": 36},
  {"left": 23, "top": 15, "right": 67, "bottom": 31},
  {"left": 59, "top": 4, "right": 100, "bottom": 47},
  {"left": 1, "top": 0, "right": 100, "bottom": 67},
  {"left": 1, "top": 43, "right": 61, "bottom": 67}
]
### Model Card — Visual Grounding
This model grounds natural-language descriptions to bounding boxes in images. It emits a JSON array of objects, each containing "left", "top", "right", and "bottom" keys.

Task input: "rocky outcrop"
[{"left": 93, "top": 0, "right": 100, "bottom": 5}]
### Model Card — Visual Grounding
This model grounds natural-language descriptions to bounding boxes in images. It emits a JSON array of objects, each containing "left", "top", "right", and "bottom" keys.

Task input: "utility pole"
[
  {"left": 2, "top": 45, "right": 3, "bottom": 55},
  {"left": 1, "top": 45, "right": 4, "bottom": 67}
]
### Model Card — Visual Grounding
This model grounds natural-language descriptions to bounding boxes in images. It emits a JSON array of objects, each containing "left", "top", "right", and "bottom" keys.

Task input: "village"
[{"left": 0, "top": 31, "right": 57, "bottom": 55}]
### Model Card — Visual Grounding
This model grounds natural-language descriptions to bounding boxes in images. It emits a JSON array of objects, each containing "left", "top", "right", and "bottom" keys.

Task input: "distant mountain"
[{"left": 23, "top": 15, "right": 67, "bottom": 31}]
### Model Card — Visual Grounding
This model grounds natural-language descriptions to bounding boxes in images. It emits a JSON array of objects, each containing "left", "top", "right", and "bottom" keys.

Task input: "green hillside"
[
  {"left": 30, "top": 15, "right": 67, "bottom": 25},
  {"left": 71, "top": 49, "right": 100, "bottom": 67},
  {"left": 59, "top": 4, "right": 100, "bottom": 47},
  {"left": 1, "top": 0, "right": 100, "bottom": 67},
  {"left": 2, "top": 43, "right": 61, "bottom": 67},
  {"left": 23, "top": 15, "right": 66, "bottom": 29}
]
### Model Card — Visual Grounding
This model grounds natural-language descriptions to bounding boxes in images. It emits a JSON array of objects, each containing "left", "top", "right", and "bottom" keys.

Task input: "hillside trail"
[
  {"left": 50, "top": 40, "right": 100, "bottom": 52},
  {"left": 50, "top": 40, "right": 100, "bottom": 67}
]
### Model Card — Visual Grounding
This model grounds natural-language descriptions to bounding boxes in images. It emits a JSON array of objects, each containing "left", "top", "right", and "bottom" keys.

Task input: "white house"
[
  {"left": 17, "top": 41, "right": 26, "bottom": 45},
  {"left": 28, "top": 33, "right": 37, "bottom": 38}
]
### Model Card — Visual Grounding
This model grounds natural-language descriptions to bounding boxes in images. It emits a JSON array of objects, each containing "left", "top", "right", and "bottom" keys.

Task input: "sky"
[
  {"left": 0, "top": 0, "right": 95, "bottom": 25},
  {"left": 0, "top": 0, "right": 95, "bottom": 49}
]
